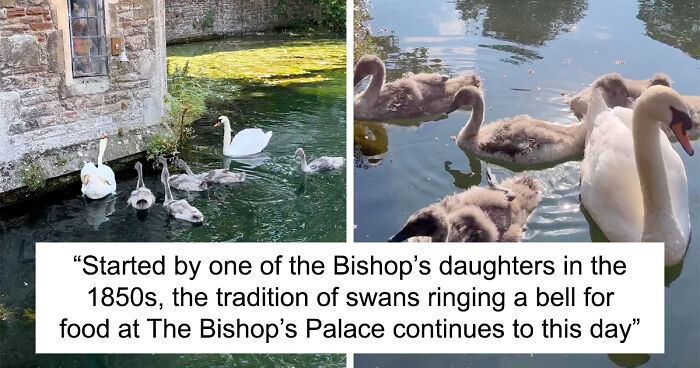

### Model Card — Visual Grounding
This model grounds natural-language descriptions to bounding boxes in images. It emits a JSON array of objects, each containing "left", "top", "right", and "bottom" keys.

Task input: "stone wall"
[
  {"left": 164, "top": 0, "right": 319, "bottom": 44},
  {"left": 0, "top": 0, "right": 167, "bottom": 201}
]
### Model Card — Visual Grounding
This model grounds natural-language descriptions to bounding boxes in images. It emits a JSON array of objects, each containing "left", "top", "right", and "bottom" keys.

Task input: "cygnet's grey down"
[
  {"left": 354, "top": 54, "right": 481, "bottom": 121},
  {"left": 127, "top": 162, "right": 155, "bottom": 210},
  {"left": 168, "top": 159, "right": 208, "bottom": 192},
  {"left": 157, "top": 157, "right": 204, "bottom": 224},
  {"left": 294, "top": 148, "right": 345, "bottom": 173},
  {"left": 174, "top": 158, "right": 245, "bottom": 184},
  {"left": 570, "top": 72, "right": 699, "bottom": 140},
  {"left": 568, "top": 72, "right": 670, "bottom": 117},
  {"left": 445, "top": 86, "right": 586, "bottom": 165},
  {"left": 388, "top": 170, "right": 541, "bottom": 242}
]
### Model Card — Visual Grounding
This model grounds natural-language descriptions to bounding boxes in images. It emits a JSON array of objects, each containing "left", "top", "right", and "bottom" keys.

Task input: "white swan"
[
  {"left": 581, "top": 86, "right": 694, "bottom": 266},
  {"left": 157, "top": 157, "right": 204, "bottom": 224},
  {"left": 294, "top": 148, "right": 345, "bottom": 173},
  {"left": 80, "top": 136, "right": 116, "bottom": 199},
  {"left": 215, "top": 116, "right": 272, "bottom": 157},
  {"left": 127, "top": 162, "right": 155, "bottom": 210}
]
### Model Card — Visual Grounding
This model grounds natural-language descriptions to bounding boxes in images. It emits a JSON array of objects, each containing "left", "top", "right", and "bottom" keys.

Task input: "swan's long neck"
[
  {"left": 362, "top": 63, "right": 385, "bottom": 105},
  {"left": 161, "top": 166, "right": 173, "bottom": 203},
  {"left": 181, "top": 162, "right": 195, "bottom": 176},
  {"left": 298, "top": 151, "right": 308, "bottom": 171},
  {"left": 136, "top": 165, "right": 145, "bottom": 189},
  {"left": 457, "top": 95, "right": 485, "bottom": 147},
  {"left": 97, "top": 139, "right": 107, "bottom": 166},
  {"left": 632, "top": 109, "right": 681, "bottom": 240},
  {"left": 223, "top": 121, "right": 232, "bottom": 153}
]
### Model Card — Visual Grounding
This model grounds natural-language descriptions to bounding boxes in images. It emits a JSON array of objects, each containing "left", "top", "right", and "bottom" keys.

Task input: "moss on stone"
[{"left": 167, "top": 40, "right": 345, "bottom": 85}]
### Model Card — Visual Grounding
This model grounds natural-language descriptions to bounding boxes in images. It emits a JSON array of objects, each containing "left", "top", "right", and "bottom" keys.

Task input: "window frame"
[{"left": 67, "top": 0, "right": 109, "bottom": 78}]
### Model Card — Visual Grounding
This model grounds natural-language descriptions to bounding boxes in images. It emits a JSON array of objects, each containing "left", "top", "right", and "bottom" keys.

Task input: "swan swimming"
[
  {"left": 294, "top": 148, "right": 345, "bottom": 173},
  {"left": 168, "top": 159, "right": 207, "bottom": 192},
  {"left": 127, "top": 162, "right": 155, "bottom": 210},
  {"left": 157, "top": 157, "right": 204, "bottom": 224},
  {"left": 354, "top": 54, "right": 481, "bottom": 121},
  {"left": 388, "top": 170, "right": 541, "bottom": 242},
  {"left": 569, "top": 73, "right": 671, "bottom": 118},
  {"left": 80, "top": 135, "right": 116, "bottom": 200},
  {"left": 581, "top": 86, "right": 694, "bottom": 266},
  {"left": 215, "top": 115, "right": 272, "bottom": 157},
  {"left": 445, "top": 86, "right": 585, "bottom": 166},
  {"left": 174, "top": 158, "right": 245, "bottom": 184}
]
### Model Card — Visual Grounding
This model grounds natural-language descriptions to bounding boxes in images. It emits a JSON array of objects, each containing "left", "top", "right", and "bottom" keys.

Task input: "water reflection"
[
  {"left": 608, "top": 353, "right": 651, "bottom": 367},
  {"left": 384, "top": 47, "right": 450, "bottom": 81},
  {"left": 82, "top": 195, "right": 116, "bottom": 230},
  {"left": 354, "top": 122, "right": 389, "bottom": 168},
  {"left": 454, "top": 0, "right": 588, "bottom": 63},
  {"left": 443, "top": 158, "right": 482, "bottom": 189},
  {"left": 637, "top": 0, "right": 700, "bottom": 60}
]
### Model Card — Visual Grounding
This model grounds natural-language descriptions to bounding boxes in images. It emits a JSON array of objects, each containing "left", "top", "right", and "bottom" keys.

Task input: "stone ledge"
[{"left": 0, "top": 124, "right": 167, "bottom": 208}]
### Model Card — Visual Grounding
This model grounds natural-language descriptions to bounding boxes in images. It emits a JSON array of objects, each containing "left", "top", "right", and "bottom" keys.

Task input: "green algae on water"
[
  {"left": 167, "top": 40, "right": 345, "bottom": 86},
  {"left": 22, "top": 309, "right": 35, "bottom": 322}
]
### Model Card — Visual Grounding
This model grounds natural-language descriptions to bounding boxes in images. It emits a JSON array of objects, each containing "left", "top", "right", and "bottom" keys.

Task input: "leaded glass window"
[{"left": 68, "top": 0, "right": 108, "bottom": 77}]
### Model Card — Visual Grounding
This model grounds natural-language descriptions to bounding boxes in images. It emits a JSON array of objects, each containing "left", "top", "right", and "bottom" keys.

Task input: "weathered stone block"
[
  {"left": 0, "top": 34, "right": 40, "bottom": 68},
  {"left": 45, "top": 30, "right": 62, "bottom": 73},
  {"left": 125, "top": 34, "right": 148, "bottom": 51},
  {"left": 105, "top": 90, "right": 132, "bottom": 104},
  {"left": 6, "top": 8, "right": 24, "bottom": 17},
  {"left": 132, "top": 0, "right": 154, "bottom": 20},
  {"left": 26, "top": 7, "right": 48, "bottom": 15},
  {"left": 29, "top": 22, "right": 52, "bottom": 31},
  {"left": 0, "top": 9, "right": 6, "bottom": 20},
  {"left": 0, "top": 91, "right": 20, "bottom": 162},
  {"left": 0, "top": 0, "right": 15, "bottom": 8}
]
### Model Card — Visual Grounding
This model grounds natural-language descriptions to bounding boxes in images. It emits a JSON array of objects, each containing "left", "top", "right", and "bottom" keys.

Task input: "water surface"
[{"left": 354, "top": 0, "right": 699, "bottom": 366}]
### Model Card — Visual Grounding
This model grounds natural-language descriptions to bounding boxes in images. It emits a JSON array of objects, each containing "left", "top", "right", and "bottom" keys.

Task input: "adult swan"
[
  {"left": 215, "top": 116, "right": 272, "bottom": 157},
  {"left": 581, "top": 85, "right": 694, "bottom": 266}
]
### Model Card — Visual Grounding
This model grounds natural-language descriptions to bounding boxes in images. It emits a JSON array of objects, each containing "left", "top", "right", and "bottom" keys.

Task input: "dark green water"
[
  {"left": 354, "top": 0, "right": 699, "bottom": 367},
  {"left": 0, "top": 37, "right": 345, "bottom": 367}
]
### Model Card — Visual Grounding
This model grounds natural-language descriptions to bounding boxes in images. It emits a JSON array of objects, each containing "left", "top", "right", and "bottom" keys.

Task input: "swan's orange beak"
[
  {"left": 671, "top": 124, "right": 694, "bottom": 156},
  {"left": 99, "top": 134, "right": 106, "bottom": 139},
  {"left": 670, "top": 106, "right": 694, "bottom": 156},
  {"left": 214, "top": 122, "right": 221, "bottom": 128}
]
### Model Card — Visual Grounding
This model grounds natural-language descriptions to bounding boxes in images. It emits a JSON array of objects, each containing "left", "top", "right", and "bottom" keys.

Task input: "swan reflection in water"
[
  {"left": 82, "top": 195, "right": 116, "bottom": 230},
  {"left": 354, "top": 114, "right": 450, "bottom": 169}
]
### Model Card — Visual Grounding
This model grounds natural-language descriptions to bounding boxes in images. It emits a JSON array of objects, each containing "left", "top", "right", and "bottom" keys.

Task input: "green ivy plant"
[
  {"left": 203, "top": 9, "right": 215, "bottom": 29},
  {"left": 17, "top": 162, "right": 46, "bottom": 192},
  {"left": 147, "top": 61, "right": 209, "bottom": 160},
  {"left": 276, "top": 0, "right": 345, "bottom": 34}
]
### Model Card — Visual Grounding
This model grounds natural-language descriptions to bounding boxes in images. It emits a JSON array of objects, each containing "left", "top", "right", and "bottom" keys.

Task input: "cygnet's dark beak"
[
  {"left": 446, "top": 100, "right": 460, "bottom": 114},
  {"left": 353, "top": 73, "right": 364, "bottom": 86},
  {"left": 388, "top": 228, "right": 410, "bottom": 242}
]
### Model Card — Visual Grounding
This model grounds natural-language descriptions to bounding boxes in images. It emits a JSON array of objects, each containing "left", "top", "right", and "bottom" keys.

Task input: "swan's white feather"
[
  {"left": 581, "top": 90, "right": 689, "bottom": 265},
  {"left": 225, "top": 128, "right": 272, "bottom": 157},
  {"left": 80, "top": 160, "right": 116, "bottom": 199}
]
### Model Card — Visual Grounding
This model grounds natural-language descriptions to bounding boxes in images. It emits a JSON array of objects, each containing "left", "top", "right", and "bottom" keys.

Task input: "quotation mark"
[
  {"left": 74, "top": 255, "right": 82, "bottom": 262},
  {"left": 632, "top": 318, "right": 640, "bottom": 325}
]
